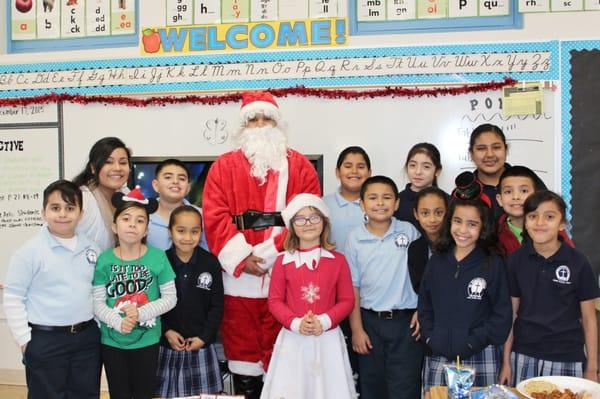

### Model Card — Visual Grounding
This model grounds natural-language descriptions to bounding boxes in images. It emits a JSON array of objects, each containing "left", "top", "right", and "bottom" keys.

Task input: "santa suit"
[{"left": 203, "top": 148, "right": 321, "bottom": 376}]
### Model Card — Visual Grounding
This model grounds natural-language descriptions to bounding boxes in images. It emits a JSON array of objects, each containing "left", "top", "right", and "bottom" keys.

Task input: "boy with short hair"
[
  {"left": 496, "top": 165, "right": 573, "bottom": 255},
  {"left": 147, "top": 158, "right": 207, "bottom": 250},
  {"left": 345, "top": 175, "right": 423, "bottom": 399},
  {"left": 3, "top": 179, "right": 101, "bottom": 399}
]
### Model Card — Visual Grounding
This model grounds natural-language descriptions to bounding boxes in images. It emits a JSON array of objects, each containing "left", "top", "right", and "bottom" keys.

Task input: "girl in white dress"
[{"left": 261, "top": 194, "right": 357, "bottom": 399}]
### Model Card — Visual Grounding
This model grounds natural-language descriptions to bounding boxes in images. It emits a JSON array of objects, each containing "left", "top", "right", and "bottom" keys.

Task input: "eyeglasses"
[{"left": 292, "top": 214, "right": 322, "bottom": 227}]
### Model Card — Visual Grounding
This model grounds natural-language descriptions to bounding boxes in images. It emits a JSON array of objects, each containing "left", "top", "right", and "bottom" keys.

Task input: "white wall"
[{"left": 0, "top": 1, "right": 599, "bottom": 383}]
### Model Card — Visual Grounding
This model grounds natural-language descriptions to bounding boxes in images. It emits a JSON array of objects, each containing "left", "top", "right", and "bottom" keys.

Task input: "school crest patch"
[
  {"left": 85, "top": 248, "right": 97, "bottom": 265},
  {"left": 395, "top": 233, "right": 410, "bottom": 248},
  {"left": 553, "top": 265, "right": 571, "bottom": 285},
  {"left": 467, "top": 277, "right": 487, "bottom": 300},
  {"left": 197, "top": 272, "right": 213, "bottom": 290}
]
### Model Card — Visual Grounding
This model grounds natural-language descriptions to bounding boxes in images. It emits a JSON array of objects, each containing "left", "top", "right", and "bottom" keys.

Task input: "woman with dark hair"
[{"left": 73, "top": 137, "right": 131, "bottom": 251}]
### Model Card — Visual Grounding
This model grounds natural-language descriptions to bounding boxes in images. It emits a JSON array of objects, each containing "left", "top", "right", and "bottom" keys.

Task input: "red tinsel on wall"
[{"left": 0, "top": 78, "right": 516, "bottom": 108}]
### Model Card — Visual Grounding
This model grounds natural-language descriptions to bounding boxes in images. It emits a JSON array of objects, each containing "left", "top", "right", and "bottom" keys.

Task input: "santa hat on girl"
[
  {"left": 281, "top": 193, "right": 331, "bottom": 229},
  {"left": 240, "top": 91, "right": 281, "bottom": 124},
  {"left": 111, "top": 186, "right": 158, "bottom": 214}
]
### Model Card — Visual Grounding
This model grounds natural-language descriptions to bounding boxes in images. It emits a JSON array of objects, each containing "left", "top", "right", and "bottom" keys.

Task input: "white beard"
[{"left": 235, "top": 125, "right": 288, "bottom": 185}]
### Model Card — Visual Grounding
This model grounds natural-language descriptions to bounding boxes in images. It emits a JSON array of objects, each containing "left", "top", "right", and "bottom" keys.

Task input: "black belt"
[
  {"left": 362, "top": 308, "right": 416, "bottom": 320},
  {"left": 29, "top": 319, "right": 95, "bottom": 333},
  {"left": 233, "top": 210, "right": 285, "bottom": 231}
]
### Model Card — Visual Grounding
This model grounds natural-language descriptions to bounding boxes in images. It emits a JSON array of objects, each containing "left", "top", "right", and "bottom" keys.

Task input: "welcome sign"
[{"left": 140, "top": 18, "right": 347, "bottom": 54}]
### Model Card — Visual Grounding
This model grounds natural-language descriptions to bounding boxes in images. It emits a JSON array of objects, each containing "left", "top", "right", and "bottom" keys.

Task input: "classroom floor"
[{"left": 0, "top": 385, "right": 110, "bottom": 398}]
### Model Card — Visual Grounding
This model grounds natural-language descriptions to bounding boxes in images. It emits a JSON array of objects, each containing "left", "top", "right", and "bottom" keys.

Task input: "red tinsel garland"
[{"left": 0, "top": 78, "right": 516, "bottom": 107}]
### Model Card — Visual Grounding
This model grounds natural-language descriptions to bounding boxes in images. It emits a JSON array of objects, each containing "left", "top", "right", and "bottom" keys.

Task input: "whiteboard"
[{"left": 62, "top": 88, "right": 557, "bottom": 196}]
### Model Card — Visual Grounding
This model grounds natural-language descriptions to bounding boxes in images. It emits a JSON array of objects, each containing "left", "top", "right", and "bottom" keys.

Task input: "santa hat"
[
  {"left": 240, "top": 91, "right": 280, "bottom": 124},
  {"left": 111, "top": 186, "right": 158, "bottom": 214},
  {"left": 281, "top": 193, "right": 330, "bottom": 229},
  {"left": 451, "top": 171, "right": 492, "bottom": 208}
]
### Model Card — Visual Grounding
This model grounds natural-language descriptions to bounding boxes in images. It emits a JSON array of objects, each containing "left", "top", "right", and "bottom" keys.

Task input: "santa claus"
[{"left": 202, "top": 91, "right": 321, "bottom": 398}]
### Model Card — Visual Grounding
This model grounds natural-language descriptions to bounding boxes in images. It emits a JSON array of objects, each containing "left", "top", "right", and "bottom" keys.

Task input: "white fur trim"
[
  {"left": 247, "top": 156, "right": 288, "bottom": 271},
  {"left": 317, "top": 314, "right": 332, "bottom": 331},
  {"left": 241, "top": 101, "right": 280, "bottom": 123},
  {"left": 122, "top": 195, "right": 149, "bottom": 205},
  {"left": 222, "top": 272, "right": 271, "bottom": 297},
  {"left": 252, "top": 237, "right": 280, "bottom": 271},
  {"left": 281, "top": 194, "right": 330, "bottom": 228},
  {"left": 281, "top": 248, "right": 335, "bottom": 269},
  {"left": 290, "top": 317, "right": 302, "bottom": 334},
  {"left": 228, "top": 360, "right": 265, "bottom": 376},
  {"left": 217, "top": 233, "right": 253, "bottom": 276},
  {"left": 275, "top": 156, "right": 288, "bottom": 212}
]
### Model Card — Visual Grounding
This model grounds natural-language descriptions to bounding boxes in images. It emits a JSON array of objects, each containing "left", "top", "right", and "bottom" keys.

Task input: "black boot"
[{"left": 232, "top": 373, "right": 263, "bottom": 399}]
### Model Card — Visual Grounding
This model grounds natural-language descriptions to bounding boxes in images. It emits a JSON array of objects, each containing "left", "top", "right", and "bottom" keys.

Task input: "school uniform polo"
[
  {"left": 394, "top": 184, "right": 419, "bottom": 227},
  {"left": 3, "top": 226, "right": 101, "bottom": 399},
  {"left": 507, "top": 241, "right": 599, "bottom": 362},
  {"left": 345, "top": 218, "right": 423, "bottom": 399},
  {"left": 147, "top": 199, "right": 209, "bottom": 251},
  {"left": 162, "top": 246, "right": 224, "bottom": 345},
  {"left": 4, "top": 226, "right": 99, "bottom": 345},
  {"left": 324, "top": 189, "right": 365, "bottom": 252},
  {"left": 345, "top": 217, "right": 420, "bottom": 311}
]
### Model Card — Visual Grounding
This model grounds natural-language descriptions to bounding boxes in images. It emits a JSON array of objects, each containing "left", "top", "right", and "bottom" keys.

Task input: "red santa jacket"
[
  {"left": 498, "top": 213, "right": 574, "bottom": 256},
  {"left": 203, "top": 149, "right": 321, "bottom": 297}
]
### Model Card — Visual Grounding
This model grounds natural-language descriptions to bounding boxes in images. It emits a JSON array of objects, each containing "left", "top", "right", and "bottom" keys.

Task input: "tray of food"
[{"left": 516, "top": 376, "right": 600, "bottom": 399}]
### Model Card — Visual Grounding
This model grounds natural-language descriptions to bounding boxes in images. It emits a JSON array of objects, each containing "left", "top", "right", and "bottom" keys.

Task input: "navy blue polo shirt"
[
  {"left": 507, "top": 241, "right": 599, "bottom": 362},
  {"left": 394, "top": 184, "right": 419, "bottom": 227}
]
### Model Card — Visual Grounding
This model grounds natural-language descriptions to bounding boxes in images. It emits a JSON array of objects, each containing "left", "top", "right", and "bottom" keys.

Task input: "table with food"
[{"left": 430, "top": 376, "right": 600, "bottom": 399}]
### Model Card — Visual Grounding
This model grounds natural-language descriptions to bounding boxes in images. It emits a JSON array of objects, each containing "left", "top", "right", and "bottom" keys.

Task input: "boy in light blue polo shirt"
[
  {"left": 147, "top": 158, "right": 208, "bottom": 250},
  {"left": 345, "top": 175, "right": 423, "bottom": 399},
  {"left": 324, "top": 146, "right": 372, "bottom": 251},
  {"left": 3, "top": 180, "right": 101, "bottom": 399}
]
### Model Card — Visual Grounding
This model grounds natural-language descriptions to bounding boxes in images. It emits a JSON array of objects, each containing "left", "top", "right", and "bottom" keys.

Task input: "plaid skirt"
[
  {"left": 510, "top": 351, "right": 583, "bottom": 386},
  {"left": 423, "top": 345, "right": 501, "bottom": 391},
  {"left": 155, "top": 344, "right": 223, "bottom": 398}
]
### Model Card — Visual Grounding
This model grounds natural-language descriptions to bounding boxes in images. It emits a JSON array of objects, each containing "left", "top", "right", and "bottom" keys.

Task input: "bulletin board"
[
  {"left": 0, "top": 103, "right": 62, "bottom": 290},
  {"left": 349, "top": 0, "right": 523, "bottom": 34},
  {"left": 7, "top": 0, "right": 139, "bottom": 53},
  {"left": 561, "top": 40, "right": 600, "bottom": 274}
]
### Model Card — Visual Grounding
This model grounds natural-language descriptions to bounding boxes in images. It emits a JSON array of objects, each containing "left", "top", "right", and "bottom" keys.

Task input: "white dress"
[{"left": 260, "top": 326, "right": 357, "bottom": 399}]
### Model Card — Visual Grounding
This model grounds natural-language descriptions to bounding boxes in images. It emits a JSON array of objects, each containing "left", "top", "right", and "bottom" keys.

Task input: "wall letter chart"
[{"left": 11, "top": 0, "right": 136, "bottom": 41}]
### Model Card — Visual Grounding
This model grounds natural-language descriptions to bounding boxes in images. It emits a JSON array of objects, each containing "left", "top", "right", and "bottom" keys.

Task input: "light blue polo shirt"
[
  {"left": 147, "top": 199, "right": 209, "bottom": 251},
  {"left": 324, "top": 189, "right": 365, "bottom": 253},
  {"left": 4, "top": 226, "right": 99, "bottom": 325},
  {"left": 344, "top": 218, "right": 421, "bottom": 311}
]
